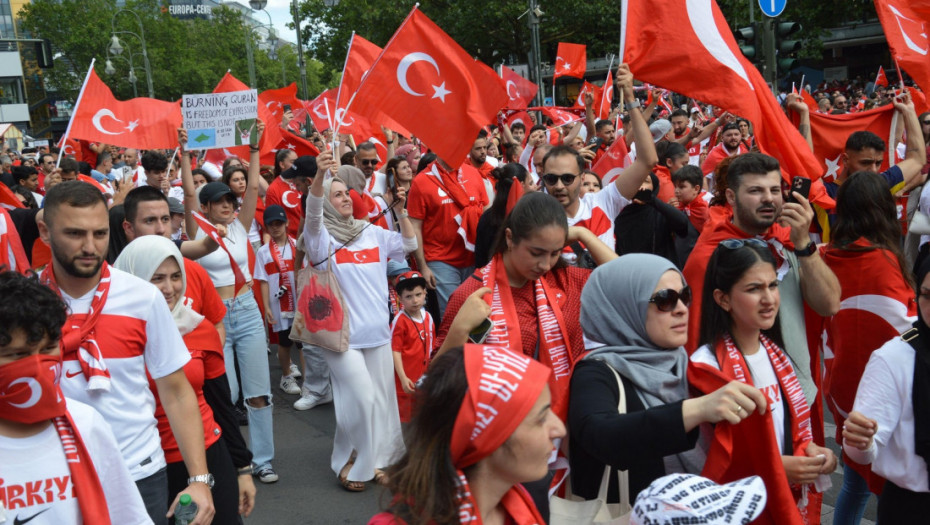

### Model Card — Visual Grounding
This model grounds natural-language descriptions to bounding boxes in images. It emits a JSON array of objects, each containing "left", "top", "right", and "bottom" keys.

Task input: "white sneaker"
[
  {"left": 293, "top": 391, "right": 333, "bottom": 411},
  {"left": 279, "top": 375, "right": 301, "bottom": 395},
  {"left": 288, "top": 363, "right": 302, "bottom": 378}
]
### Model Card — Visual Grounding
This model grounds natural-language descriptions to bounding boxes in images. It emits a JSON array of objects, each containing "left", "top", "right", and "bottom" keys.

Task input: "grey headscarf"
[
  {"left": 581, "top": 254, "right": 704, "bottom": 473},
  {"left": 322, "top": 176, "right": 368, "bottom": 246},
  {"left": 337, "top": 165, "right": 366, "bottom": 193}
]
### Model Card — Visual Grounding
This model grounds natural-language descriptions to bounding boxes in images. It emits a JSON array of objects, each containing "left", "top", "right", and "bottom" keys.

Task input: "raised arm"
[
  {"left": 893, "top": 92, "right": 929, "bottom": 192},
  {"left": 786, "top": 94, "right": 814, "bottom": 152},
  {"left": 178, "top": 128, "right": 200, "bottom": 238},
  {"left": 237, "top": 120, "right": 264, "bottom": 230},
  {"left": 615, "top": 65, "right": 659, "bottom": 200}
]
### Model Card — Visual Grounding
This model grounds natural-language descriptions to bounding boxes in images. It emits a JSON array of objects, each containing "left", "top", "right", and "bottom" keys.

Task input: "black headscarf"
[
  {"left": 614, "top": 172, "right": 689, "bottom": 267},
  {"left": 912, "top": 257, "right": 930, "bottom": 481}
]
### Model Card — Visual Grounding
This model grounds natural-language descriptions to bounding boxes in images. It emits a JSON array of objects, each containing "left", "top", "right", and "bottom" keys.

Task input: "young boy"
[
  {"left": 0, "top": 271, "right": 149, "bottom": 523},
  {"left": 390, "top": 271, "right": 434, "bottom": 423},
  {"left": 253, "top": 205, "right": 303, "bottom": 396},
  {"left": 671, "top": 164, "right": 708, "bottom": 233}
]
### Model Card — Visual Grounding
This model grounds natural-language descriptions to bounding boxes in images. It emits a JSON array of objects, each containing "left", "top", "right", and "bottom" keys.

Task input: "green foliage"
[{"left": 18, "top": 0, "right": 326, "bottom": 101}]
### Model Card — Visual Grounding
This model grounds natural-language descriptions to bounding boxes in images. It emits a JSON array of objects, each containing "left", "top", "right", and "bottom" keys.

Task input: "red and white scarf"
[
  {"left": 455, "top": 471, "right": 544, "bottom": 524},
  {"left": 41, "top": 264, "right": 113, "bottom": 392},
  {"left": 191, "top": 211, "right": 247, "bottom": 294},
  {"left": 425, "top": 162, "right": 483, "bottom": 252},
  {"left": 479, "top": 254, "right": 573, "bottom": 420},
  {"left": 269, "top": 236, "right": 296, "bottom": 315},
  {"left": 0, "top": 355, "right": 112, "bottom": 524}
]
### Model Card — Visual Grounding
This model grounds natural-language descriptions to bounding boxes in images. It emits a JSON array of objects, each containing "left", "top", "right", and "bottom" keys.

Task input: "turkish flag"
[
  {"left": 500, "top": 65, "right": 538, "bottom": 110},
  {"left": 790, "top": 105, "right": 896, "bottom": 183},
  {"left": 305, "top": 89, "right": 337, "bottom": 132},
  {"left": 875, "top": 0, "right": 930, "bottom": 94},
  {"left": 591, "top": 136, "right": 631, "bottom": 185},
  {"left": 350, "top": 8, "right": 509, "bottom": 166},
  {"left": 530, "top": 106, "right": 583, "bottom": 127},
  {"left": 57, "top": 136, "right": 84, "bottom": 162},
  {"left": 307, "top": 88, "right": 380, "bottom": 150},
  {"left": 621, "top": 0, "right": 834, "bottom": 209},
  {"left": 499, "top": 109, "right": 533, "bottom": 131},
  {"left": 875, "top": 65, "right": 889, "bottom": 87},
  {"left": 212, "top": 72, "right": 283, "bottom": 158},
  {"left": 70, "top": 70, "right": 181, "bottom": 149},
  {"left": 553, "top": 42, "right": 586, "bottom": 80},
  {"left": 191, "top": 211, "right": 246, "bottom": 295},
  {"left": 573, "top": 81, "right": 602, "bottom": 108},
  {"left": 599, "top": 70, "right": 614, "bottom": 120},
  {"left": 77, "top": 174, "right": 112, "bottom": 195},
  {"left": 0, "top": 207, "right": 29, "bottom": 274},
  {"left": 0, "top": 183, "right": 25, "bottom": 210},
  {"left": 798, "top": 87, "right": 819, "bottom": 113},
  {"left": 259, "top": 83, "right": 303, "bottom": 133},
  {"left": 269, "top": 133, "right": 320, "bottom": 163}
]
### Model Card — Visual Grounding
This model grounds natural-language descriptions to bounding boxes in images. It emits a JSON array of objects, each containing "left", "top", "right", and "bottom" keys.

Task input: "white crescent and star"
[
  {"left": 889, "top": 4, "right": 929, "bottom": 55},
  {"left": 603, "top": 167, "right": 625, "bottom": 185},
  {"left": 397, "top": 52, "right": 450, "bottom": 103},
  {"left": 7, "top": 377, "right": 41, "bottom": 409},
  {"left": 686, "top": 0, "right": 754, "bottom": 91},
  {"left": 313, "top": 103, "right": 328, "bottom": 120},
  {"left": 92, "top": 109, "right": 125, "bottom": 136},
  {"left": 824, "top": 155, "right": 842, "bottom": 180},
  {"left": 506, "top": 80, "right": 520, "bottom": 101},
  {"left": 334, "top": 108, "right": 355, "bottom": 127},
  {"left": 282, "top": 190, "right": 300, "bottom": 208}
]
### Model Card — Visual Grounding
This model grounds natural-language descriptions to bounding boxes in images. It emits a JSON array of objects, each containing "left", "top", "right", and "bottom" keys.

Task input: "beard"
[
  {"left": 50, "top": 238, "right": 104, "bottom": 279},
  {"left": 734, "top": 202, "right": 777, "bottom": 233}
]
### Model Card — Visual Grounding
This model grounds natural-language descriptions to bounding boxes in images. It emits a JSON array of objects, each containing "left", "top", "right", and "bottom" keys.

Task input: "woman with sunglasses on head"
[
  {"left": 569, "top": 253, "right": 767, "bottom": 503},
  {"left": 689, "top": 239, "right": 836, "bottom": 524}
]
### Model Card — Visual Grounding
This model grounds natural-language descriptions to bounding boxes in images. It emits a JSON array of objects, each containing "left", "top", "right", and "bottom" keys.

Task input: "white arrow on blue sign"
[{"left": 759, "top": 0, "right": 787, "bottom": 17}]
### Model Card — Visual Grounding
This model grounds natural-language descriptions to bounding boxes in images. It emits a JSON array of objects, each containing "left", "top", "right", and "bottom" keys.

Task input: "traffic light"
[
  {"left": 775, "top": 21, "right": 802, "bottom": 73},
  {"left": 735, "top": 23, "right": 761, "bottom": 63}
]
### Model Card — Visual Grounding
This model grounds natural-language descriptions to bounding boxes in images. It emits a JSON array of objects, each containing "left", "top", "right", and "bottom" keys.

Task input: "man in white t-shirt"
[
  {"left": 542, "top": 63, "right": 657, "bottom": 263},
  {"left": 37, "top": 180, "right": 215, "bottom": 525},
  {"left": 355, "top": 141, "right": 387, "bottom": 195}
]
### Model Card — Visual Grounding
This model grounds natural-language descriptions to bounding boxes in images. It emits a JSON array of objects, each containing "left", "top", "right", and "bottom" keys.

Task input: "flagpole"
[
  {"left": 339, "top": 4, "right": 420, "bottom": 127},
  {"left": 332, "top": 31, "right": 356, "bottom": 137},
  {"left": 893, "top": 58, "right": 905, "bottom": 90},
  {"left": 57, "top": 59, "right": 96, "bottom": 169},
  {"left": 799, "top": 74, "right": 805, "bottom": 93},
  {"left": 601, "top": 54, "right": 615, "bottom": 116}
]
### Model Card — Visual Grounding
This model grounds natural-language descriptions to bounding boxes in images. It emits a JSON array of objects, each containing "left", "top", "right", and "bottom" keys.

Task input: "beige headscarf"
[
  {"left": 337, "top": 165, "right": 366, "bottom": 193},
  {"left": 322, "top": 176, "right": 368, "bottom": 246}
]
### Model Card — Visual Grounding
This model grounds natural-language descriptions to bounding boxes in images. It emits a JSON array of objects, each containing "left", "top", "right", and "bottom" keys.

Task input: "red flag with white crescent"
[
  {"left": 591, "top": 136, "right": 631, "bottom": 185},
  {"left": 874, "top": 0, "right": 930, "bottom": 93},
  {"left": 500, "top": 65, "right": 538, "bottom": 110},
  {"left": 212, "top": 72, "right": 283, "bottom": 159},
  {"left": 553, "top": 42, "right": 586, "bottom": 80}
]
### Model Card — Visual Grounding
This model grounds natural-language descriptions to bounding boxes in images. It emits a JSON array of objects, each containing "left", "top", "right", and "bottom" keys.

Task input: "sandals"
[
  {"left": 339, "top": 451, "right": 365, "bottom": 492},
  {"left": 373, "top": 469, "right": 389, "bottom": 486}
]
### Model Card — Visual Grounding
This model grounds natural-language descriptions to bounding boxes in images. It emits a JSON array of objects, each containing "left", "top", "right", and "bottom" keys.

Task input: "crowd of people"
[{"left": 2, "top": 59, "right": 930, "bottom": 525}]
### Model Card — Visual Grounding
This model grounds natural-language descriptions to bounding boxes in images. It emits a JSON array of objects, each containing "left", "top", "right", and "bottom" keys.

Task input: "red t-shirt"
[
  {"left": 265, "top": 176, "right": 303, "bottom": 238},
  {"left": 406, "top": 164, "right": 489, "bottom": 268},
  {"left": 183, "top": 259, "right": 226, "bottom": 324},
  {"left": 436, "top": 266, "right": 591, "bottom": 361},
  {"left": 678, "top": 195, "right": 709, "bottom": 233},
  {"left": 391, "top": 311, "right": 434, "bottom": 423},
  {"left": 151, "top": 319, "right": 224, "bottom": 463}
]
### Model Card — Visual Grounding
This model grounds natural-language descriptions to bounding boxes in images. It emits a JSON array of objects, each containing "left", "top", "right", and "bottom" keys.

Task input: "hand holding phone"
[{"left": 787, "top": 176, "right": 811, "bottom": 204}]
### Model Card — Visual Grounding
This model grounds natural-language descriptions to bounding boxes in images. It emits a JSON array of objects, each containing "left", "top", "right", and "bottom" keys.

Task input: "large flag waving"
[
  {"left": 621, "top": 0, "right": 833, "bottom": 208},
  {"left": 874, "top": 0, "right": 930, "bottom": 94},
  {"left": 70, "top": 70, "right": 181, "bottom": 149},
  {"left": 350, "top": 8, "right": 509, "bottom": 166},
  {"left": 553, "top": 43, "right": 586, "bottom": 80},
  {"left": 501, "top": 65, "right": 538, "bottom": 109}
]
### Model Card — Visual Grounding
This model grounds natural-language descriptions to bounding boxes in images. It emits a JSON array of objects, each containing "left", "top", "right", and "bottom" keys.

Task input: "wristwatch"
[
  {"left": 624, "top": 100, "right": 642, "bottom": 110},
  {"left": 793, "top": 241, "right": 817, "bottom": 257},
  {"left": 188, "top": 473, "right": 215, "bottom": 489}
]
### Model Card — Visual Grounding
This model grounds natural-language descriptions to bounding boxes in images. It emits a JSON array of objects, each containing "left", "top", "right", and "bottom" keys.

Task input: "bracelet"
[
  {"left": 249, "top": 146, "right": 260, "bottom": 153},
  {"left": 237, "top": 466, "right": 252, "bottom": 475},
  {"left": 624, "top": 101, "right": 642, "bottom": 110}
]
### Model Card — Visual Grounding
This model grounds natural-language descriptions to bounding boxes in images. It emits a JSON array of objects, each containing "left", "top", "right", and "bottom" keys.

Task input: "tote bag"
[{"left": 290, "top": 253, "right": 350, "bottom": 353}]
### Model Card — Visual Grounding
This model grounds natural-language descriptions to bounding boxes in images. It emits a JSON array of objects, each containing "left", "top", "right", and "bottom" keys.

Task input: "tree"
[{"left": 18, "top": 0, "right": 325, "bottom": 101}]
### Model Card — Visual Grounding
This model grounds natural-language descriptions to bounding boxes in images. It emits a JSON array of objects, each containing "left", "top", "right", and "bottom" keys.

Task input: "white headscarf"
[{"left": 114, "top": 236, "right": 204, "bottom": 335}]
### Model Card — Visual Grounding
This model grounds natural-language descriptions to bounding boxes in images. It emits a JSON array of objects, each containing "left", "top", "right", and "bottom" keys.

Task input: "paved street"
[{"left": 244, "top": 353, "right": 878, "bottom": 524}]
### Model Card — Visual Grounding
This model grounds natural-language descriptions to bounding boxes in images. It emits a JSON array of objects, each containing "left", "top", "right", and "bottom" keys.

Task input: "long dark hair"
[
  {"left": 699, "top": 242, "right": 784, "bottom": 349},
  {"left": 486, "top": 163, "right": 529, "bottom": 232},
  {"left": 107, "top": 204, "right": 128, "bottom": 264},
  {"left": 382, "top": 347, "right": 469, "bottom": 525},
  {"left": 832, "top": 170, "right": 914, "bottom": 289},
  {"left": 492, "top": 191, "right": 568, "bottom": 268},
  {"left": 658, "top": 140, "right": 687, "bottom": 169}
]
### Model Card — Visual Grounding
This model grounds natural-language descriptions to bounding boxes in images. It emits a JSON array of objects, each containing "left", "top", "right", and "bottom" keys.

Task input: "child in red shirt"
[
  {"left": 672, "top": 165, "right": 709, "bottom": 233},
  {"left": 390, "top": 271, "right": 434, "bottom": 423}
]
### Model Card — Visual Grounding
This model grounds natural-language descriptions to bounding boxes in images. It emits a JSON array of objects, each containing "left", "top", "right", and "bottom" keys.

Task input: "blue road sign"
[{"left": 759, "top": 0, "right": 786, "bottom": 17}]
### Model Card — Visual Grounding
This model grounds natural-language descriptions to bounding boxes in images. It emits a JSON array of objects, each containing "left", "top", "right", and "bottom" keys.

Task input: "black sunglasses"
[
  {"left": 719, "top": 238, "right": 768, "bottom": 250},
  {"left": 542, "top": 173, "right": 578, "bottom": 186},
  {"left": 359, "top": 159, "right": 379, "bottom": 166},
  {"left": 649, "top": 286, "right": 692, "bottom": 312}
]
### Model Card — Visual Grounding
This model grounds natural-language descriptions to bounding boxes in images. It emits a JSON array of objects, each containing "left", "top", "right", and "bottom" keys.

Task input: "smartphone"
[
  {"left": 468, "top": 318, "right": 493, "bottom": 344},
  {"left": 787, "top": 176, "right": 811, "bottom": 204},
  {"left": 283, "top": 104, "right": 291, "bottom": 113},
  {"left": 587, "top": 136, "right": 603, "bottom": 150}
]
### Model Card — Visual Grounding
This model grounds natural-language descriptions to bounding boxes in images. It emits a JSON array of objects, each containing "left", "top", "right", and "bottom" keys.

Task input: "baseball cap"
[
  {"left": 264, "top": 204, "right": 287, "bottom": 225},
  {"left": 631, "top": 474, "right": 767, "bottom": 525},
  {"left": 281, "top": 155, "right": 318, "bottom": 180},
  {"left": 167, "top": 197, "right": 184, "bottom": 215},
  {"left": 649, "top": 119, "right": 672, "bottom": 143},
  {"left": 395, "top": 271, "right": 427, "bottom": 294},
  {"left": 387, "top": 260, "right": 412, "bottom": 278},
  {"left": 198, "top": 181, "right": 234, "bottom": 204}
]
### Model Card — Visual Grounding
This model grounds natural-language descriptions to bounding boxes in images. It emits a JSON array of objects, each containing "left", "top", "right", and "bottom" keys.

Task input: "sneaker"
[
  {"left": 254, "top": 466, "right": 279, "bottom": 484},
  {"left": 293, "top": 391, "right": 333, "bottom": 411},
  {"left": 288, "top": 363, "right": 302, "bottom": 378},
  {"left": 279, "top": 375, "right": 301, "bottom": 395}
]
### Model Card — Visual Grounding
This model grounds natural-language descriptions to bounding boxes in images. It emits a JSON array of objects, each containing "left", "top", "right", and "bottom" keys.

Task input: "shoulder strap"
[{"left": 599, "top": 364, "right": 631, "bottom": 510}]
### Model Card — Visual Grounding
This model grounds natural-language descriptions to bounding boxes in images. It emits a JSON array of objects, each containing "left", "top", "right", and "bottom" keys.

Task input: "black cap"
[
  {"left": 199, "top": 181, "right": 234, "bottom": 204},
  {"left": 281, "top": 156, "right": 318, "bottom": 180},
  {"left": 264, "top": 204, "right": 287, "bottom": 225}
]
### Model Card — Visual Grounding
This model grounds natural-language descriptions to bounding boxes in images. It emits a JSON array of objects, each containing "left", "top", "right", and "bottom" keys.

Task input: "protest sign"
[{"left": 182, "top": 89, "right": 258, "bottom": 149}]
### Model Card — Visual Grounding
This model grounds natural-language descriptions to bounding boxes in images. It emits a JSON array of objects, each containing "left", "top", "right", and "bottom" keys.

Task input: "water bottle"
[{"left": 174, "top": 493, "right": 198, "bottom": 525}]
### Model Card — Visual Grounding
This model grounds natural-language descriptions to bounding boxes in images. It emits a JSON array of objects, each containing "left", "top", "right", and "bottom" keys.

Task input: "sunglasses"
[
  {"left": 542, "top": 173, "right": 578, "bottom": 186},
  {"left": 359, "top": 159, "right": 379, "bottom": 166},
  {"left": 719, "top": 238, "right": 768, "bottom": 250},
  {"left": 649, "top": 286, "right": 692, "bottom": 312}
]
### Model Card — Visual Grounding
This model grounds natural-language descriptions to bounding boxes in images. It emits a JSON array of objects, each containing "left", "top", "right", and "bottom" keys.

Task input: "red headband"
[{"left": 450, "top": 344, "right": 551, "bottom": 469}]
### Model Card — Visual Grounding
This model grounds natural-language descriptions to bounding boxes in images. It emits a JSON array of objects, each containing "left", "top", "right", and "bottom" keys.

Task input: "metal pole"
[
  {"left": 528, "top": 0, "right": 544, "bottom": 107},
  {"left": 246, "top": 26, "right": 257, "bottom": 88},
  {"left": 111, "top": 9, "right": 154, "bottom": 98},
  {"left": 260, "top": 9, "right": 286, "bottom": 86},
  {"left": 763, "top": 18, "right": 776, "bottom": 90},
  {"left": 292, "top": 0, "right": 309, "bottom": 98}
]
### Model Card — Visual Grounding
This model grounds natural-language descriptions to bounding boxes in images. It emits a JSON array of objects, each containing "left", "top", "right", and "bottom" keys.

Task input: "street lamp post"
[
  {"left": 105, "top": 52, "right": 143, "bottom": 98},
  {"left": 246, "top": 1, "right": 284, "bottom": 89},
  {"left": 109, "top": 9, "right": 153, "bottom": 98},
  {"left": 292, "top": 0, "right": 309, "bottom": 99}
]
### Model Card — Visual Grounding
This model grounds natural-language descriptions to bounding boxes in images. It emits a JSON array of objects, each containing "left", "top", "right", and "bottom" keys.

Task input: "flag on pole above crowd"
[
  {"left": 349, "top": 7, "right": 509, "bottom": 166},
  {"left": 553, "top": 43, "right": 586, "bottom": 80},
  {"left": 873, "top": 0, "right": 930, "bottom": 94},
  {"left": 500, "top": 65, "right": 538, "bottom": 109},
  {"left": 874, "top": 65, "right": 889, "bottom": 87}
]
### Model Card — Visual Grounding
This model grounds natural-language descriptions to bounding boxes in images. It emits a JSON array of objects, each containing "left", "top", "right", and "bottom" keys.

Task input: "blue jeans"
[
  {"left": 222, "top": 289, "right": 275, "bottom": 470},
  {"left": 833, "top": 463, "right": 871, "bottom": 525},
  {"left": 135, "top": 467, "right": 168, "bottom": 525},
  {"left": 426, "top": 261, "right": 474, "bottom": 320}
]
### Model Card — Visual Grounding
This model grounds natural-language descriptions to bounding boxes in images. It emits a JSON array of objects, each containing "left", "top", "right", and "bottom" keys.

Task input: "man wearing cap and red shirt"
[
  {"left": 265, "top": 151, "right": 306, "bottom": 238},
  {"left": 390, "top": 270, "right": 433, "bottom": 423}
]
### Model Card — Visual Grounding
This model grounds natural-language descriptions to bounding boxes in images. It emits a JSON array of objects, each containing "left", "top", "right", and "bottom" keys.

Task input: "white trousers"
[{"left": 322, "top": 343, "right": 405, "bottom": 482}]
